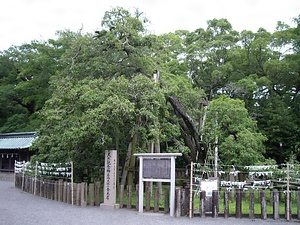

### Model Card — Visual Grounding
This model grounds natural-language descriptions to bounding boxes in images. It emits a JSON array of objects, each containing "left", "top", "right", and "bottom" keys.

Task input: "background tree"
[
  {"left": 0, "top": 34, "right": 71, "bottom": 132},
  {"left": 1, "top": 7, "right": 299, "bottom": 182},
  {"left": 203, "top": 95, "right": 267, "bottom": 165}
]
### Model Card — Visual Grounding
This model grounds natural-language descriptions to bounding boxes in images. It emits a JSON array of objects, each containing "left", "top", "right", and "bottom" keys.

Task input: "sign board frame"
[{"left": 134, "top": 153, "right": 182, "bottom": 217}]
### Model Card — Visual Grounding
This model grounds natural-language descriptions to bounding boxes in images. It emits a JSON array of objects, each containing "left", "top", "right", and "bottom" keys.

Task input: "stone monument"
[{"left": 100, "top": 150, "right": 120, "bottom": 209}]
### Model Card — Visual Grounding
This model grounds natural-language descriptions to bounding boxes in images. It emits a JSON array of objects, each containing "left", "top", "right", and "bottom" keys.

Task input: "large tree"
[
  {"left": 0, "top": 34, "right": 72, "bottom": 132},
  {"left": 1, "top": 7, "right": 298, "bottom": 182},
  {"left": 203, "top": 95, "right": 267, "bottom": 165}
]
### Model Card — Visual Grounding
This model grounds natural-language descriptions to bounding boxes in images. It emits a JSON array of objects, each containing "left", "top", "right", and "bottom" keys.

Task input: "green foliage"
[
  {"left": 0, "top": 7, "right": 299, "bottom": 181},
  {"left": 0, "top": 35, "right": 71, "bottom": 132},
  {"left": 204, "top": 95, "right": 267, "bottom": 165}
]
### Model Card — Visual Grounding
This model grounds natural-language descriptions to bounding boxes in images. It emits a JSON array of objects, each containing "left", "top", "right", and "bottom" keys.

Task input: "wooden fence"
[
  {"left": 14, "top": 174, "right": 300, "bottom": 220},
  {"left": 15, "top": 174, "right": 95, "bottom": 207},
  {"left": 194, "top": 189, "right": 300, "bottom": 220}
]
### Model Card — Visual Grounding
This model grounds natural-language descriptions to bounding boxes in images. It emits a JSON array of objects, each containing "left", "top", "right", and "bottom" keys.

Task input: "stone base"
[{"left": 100, "top": 203, "right": 120, "bottom": 210}]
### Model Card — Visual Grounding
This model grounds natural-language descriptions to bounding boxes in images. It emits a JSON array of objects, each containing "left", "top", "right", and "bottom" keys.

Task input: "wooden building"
[{"left": 0, "top": 132, "right": 37, "bottom": 172}]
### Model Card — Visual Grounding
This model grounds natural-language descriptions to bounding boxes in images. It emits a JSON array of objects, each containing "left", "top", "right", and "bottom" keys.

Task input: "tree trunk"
[
  {"left": 167, "top": 96, "right": 205, "bottom": 162},
  {"left": 120, "top": 134, "right": 137, "bottom": 186}
]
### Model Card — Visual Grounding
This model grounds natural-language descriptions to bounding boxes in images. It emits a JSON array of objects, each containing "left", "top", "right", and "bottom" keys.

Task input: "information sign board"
[{"left": 143, "top": 159, "right": 171, "bottom": 179}]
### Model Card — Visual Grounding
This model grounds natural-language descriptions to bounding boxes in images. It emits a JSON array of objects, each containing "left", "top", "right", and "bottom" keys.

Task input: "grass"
[{"left": 117, "top": 185, "right": 299, "bottom": 215}]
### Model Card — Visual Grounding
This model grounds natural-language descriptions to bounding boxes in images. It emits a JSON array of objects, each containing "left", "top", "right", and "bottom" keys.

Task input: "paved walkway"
[{"left": 0, "top": 181, "right": 299, "bottom": 225}]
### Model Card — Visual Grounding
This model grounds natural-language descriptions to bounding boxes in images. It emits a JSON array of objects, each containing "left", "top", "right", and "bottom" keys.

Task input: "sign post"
[{"left": 134, "top": 153, "right": 182, "bottom": 217}]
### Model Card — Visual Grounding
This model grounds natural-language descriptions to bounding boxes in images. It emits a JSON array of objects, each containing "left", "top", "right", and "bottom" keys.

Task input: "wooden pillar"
[
  {"left": 212, "top": 190, "right": 218, "bottom": 218},
  {"left": 73, "top": 183, "right": 79, "bottom": 206},
  {"left": 44, "top": 179, "right": 48, "bottom": 198},
  {"left": 164, "top": 187, "right": 170, "bottom": 214},
  {"left": 127, "top": 185, "right": 133, "bottom": 209},
  {"left": 154, "top": 186, "right": 159, "bottom": 212},
  {"left": 297, "top": 191, "right": 300, "bottom": 220},
  {"left": 39, "top": 178, "right": 44, "bottom": 197},
  {"left": 35, "top": 178, "right": 40, "bottom": 196},
  {"left": 50, "top": 180, "right": 54, "bottom": 200},
  {"left": 58, "top": 179, "right": 63, "bottom": 202},
  {"left": 182, "top": 187, "right": 189, "bottom": 216},
  {"left": 236, "top": 189, "right": 242, "bottom": 218},
  {"left": 273, "top": 189, "right": 280, "bottom": 220},
  {"left": 230, "top": 168, "right": 235, "bottom": 201},
  {"left": 136, "top": 184, "right": 139, "bottom": 211},
  {"left": 285, "top": 191, "right": 292, "bottom": 220},
  {"left": 54, "top": 181, "right": 58, "bottom": 201},
  {"left": 67, "top": 182, "right": 71, "bottom": 204},
  {"left": 175, "top": 187, "right": 181, "bottom": 217},
  {"left": 260, "top": 190, "right": 267, "bottom": 220},
  {"left": 224, "top": 190, "right": 229, "bottom": 219},
  {"left": 81, "top": 182, "right": 87, "bottom": 207},
  {"left": 200, "top": 191, "right": 206, "bottom": 218},
  {"left": 119, "top": 184, "right": 124, "bottom": 208},
  {"left": 63, "top": 182, "right": 67, "bottom": 203},
  {"left": 95, "top": 181, "right": 101, "bottom": 206},
  {"left": 145, "top": 184, "right": 151, "bottom": 211},
  {"left": 74, "top": 183, "right": 81, "bottom": 206},
  {"left": 249, "top": 189, "right": 255, "bottom": 219},
  {"left": 89, "top": 183, "right": 95, "bottom": 206}
]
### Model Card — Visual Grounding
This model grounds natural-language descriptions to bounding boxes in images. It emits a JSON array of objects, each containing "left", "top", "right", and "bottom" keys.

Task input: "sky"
[{"left": 1, "top": 0, "right": 299, "bottom": 51}]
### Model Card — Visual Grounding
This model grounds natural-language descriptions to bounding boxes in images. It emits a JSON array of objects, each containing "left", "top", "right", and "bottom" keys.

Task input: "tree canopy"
[{"left": 0, "top": 7, "right": 299, "bottom": 181}]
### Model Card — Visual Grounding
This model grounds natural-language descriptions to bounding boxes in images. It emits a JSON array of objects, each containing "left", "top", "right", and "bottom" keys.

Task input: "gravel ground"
[{"left": 0, "top": 181, "right": 299, "bottom": 225}]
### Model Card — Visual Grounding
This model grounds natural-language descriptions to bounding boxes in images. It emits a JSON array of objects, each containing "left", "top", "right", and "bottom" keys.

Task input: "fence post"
[
  {"left": 95, "top": 181, "right": 101, "bottom": 206},
  {"left": 37, "top": 178, "right": 40, "bottom": 196},
  {"left": 67, "top": 182, "right": 71, "bottom": 204},
  {"left": 31, "top": 176, "right": 34, "bottom": 194},
  {"left": 230, "top": 168, "right": 235, "bottom": 201},
  {"left": 164, "top": 187, "right": 170, "bottom": 214},
  {"left": 75, "top": 183, "right": 81, "bottom": 206},
  {"left": 145, "top": 184, "right": 151, "bottom": 211},
  {"left": 119, "top": 184, "right": 124, "bottom": 208},
  {"left": 26, "top": 176, "right": 30, "bottom": 193},
  {"left": 39, "top": 178, "right": 44, "bottom": 197},
  {"left": 89, "top": 183, "right": 95, "bottom": 206},
  {"left": 127, "top": 185, "right": 132, "bottom": 210},
  {"left": 73, "top": 183, "right": 79, "bottom": 206},
  {"left": 54, "top": 181, "right": 58, "bottom": 201},
  {"left": 136, "top": 184, "right": 139, "bottom": 211},
  {"left": 175, "top": 187, "right": 181, "bottom": 217},
  {"left": 273, "top": 189, "right": 279, "bottom": 220},
  {"left": 49, "top": 180, "right": 53, "bottom": 199},
  {"left": 260, "top": 190, "right": 267, "bottom": 220},
  {"left": 212, "top": 190, "right": 218, "bottom": 218},
  {"left": 58, "top": 179, "right": 63, "bottom": 202},
  {"left": 182, "top": 187, "right": 189, "bottom": 216},
  {"left": 63, "top": 182, "right": 67, "bottom": 203},
  {"left": 285, "top": 191, "right": 292, "bottom": 220},
  {"left": 224, "top": 190, "right": 229, "bottom": 219},
  {"left": 200, "top": 190, "right": 206, "bottom": 218},
  {"left": 236, "top": 189, "right": 242, "bottom": 218},
  {"left": 249, "top": 189, "right": 255, "bottom": 219},
  {"left": 34, "top": 161, "right": 38, "bottom": 195},
  {"left": 51, "top": 180, "right": 55, "bottom": 200},
  {"left": 22, "top": 171, "right": 25, "bottom": 191},
  {"left": 154, "top": 186, "right": 159, "bottom": 212},
  {"left": 81, "top": 182, "right": 87, "bottom": 207},
  {"left": 44, "top": 179, "right": 48, "bottom": 198},
  {"left": 297, "top": 191, "right": 300, "bottom": 220}
]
